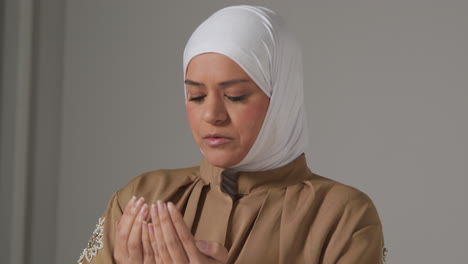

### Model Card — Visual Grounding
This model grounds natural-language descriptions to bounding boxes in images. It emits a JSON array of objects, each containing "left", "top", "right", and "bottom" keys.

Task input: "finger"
[
  {"left": 157, "top": 200, "right": 188, "bottom": 263},
  {"left": 114, "top": 196, "right": 140, "bottom": 258},
  {"left": 148, "top": 206, "right": 160, "bottom": 259},
  {"left": 152, "top": 202, "right": 172, "bottom": 264},
  {"left": 142, "top": 221, "right": 156, "bottom": 264},
  {"left": 127, "top": 201, "right": 148, "bottom": 260},
  {"left": 195, "top": 240, "right": 229, "bottom": 263},
  {"left": 148, "top": 222, "right": 162, "bottom": 263},
  {"left": 167, "top": 201, "right": 201, "bottom": 262}
]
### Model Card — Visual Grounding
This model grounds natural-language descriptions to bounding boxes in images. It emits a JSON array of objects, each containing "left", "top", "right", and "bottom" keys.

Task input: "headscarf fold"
[{"left": 183, "top": 5, "right": 308, "bottom": 172}]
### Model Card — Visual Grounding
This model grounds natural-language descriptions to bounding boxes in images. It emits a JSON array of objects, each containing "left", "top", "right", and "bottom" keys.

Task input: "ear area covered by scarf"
[{"left": 183, "top": 5, "right": 308, "bottom": 172}]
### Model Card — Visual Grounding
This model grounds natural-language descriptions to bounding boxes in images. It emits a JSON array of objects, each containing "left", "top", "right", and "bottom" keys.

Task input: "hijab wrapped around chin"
[{"left": 183, "top": 5, "right": 308, "bottom": 172}]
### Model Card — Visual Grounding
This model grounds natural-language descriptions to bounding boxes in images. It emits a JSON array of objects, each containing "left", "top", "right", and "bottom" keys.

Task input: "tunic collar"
[{"left": 199, "top": 153, "right": 312, "bottom": 196}]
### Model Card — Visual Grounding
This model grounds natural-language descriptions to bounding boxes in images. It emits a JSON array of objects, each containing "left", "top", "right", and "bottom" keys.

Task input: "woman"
[{"left": 78, "top": 5, "right": 385, "bottom": 264}]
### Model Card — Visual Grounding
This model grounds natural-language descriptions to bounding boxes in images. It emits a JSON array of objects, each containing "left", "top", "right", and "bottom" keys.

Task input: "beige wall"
[{"left": 2, "top": 0, "right": 467, "bottom": 263}]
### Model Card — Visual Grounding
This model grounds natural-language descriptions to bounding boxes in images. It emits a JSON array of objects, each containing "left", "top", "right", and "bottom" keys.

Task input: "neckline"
[{"left": 198, "top": 153, "right": 312, "bottom": 195}]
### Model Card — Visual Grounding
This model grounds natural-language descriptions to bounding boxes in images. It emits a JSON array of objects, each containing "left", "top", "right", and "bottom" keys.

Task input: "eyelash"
[
  {"left": 226, "top": 95, "right": 247, "bottom": 102},
  {"left": 188, "top": 96, "right": 204, "bottom": 102},
  {"left": 188, "top": 95, "right": 247, "bottom": 102}
]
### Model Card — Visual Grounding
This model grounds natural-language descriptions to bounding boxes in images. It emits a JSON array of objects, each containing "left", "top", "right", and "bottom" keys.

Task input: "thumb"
[{"left": 196, "top": 240, "right": 228, "bottom": 263}]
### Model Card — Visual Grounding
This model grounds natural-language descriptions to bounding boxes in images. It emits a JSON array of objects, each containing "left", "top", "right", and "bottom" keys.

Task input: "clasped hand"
[{"left": 114, "top": 197, "right": 228, "bottom": 264}]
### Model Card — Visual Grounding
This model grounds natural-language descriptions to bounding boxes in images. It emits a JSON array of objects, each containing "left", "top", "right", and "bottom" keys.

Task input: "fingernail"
[
  {"left": 167, "top": 202, "right": 175, "bottom": 213},
  {"left": 139, "top": 203, "right": 148, "bottom": 217},
  {"left": 127, "top": 196, "right": 136, "bottom": 207},
  {"left": 135, "top": 197, "right": 145, "bottom": 208},
  {"left": 157, "top": 200, "right": 164, "bottom": 211},
  {"left": 142, "top": 221, "right": 148, "bottom": 232},
  {"left": 151, "top": 204, "right": 157, "bottom": 216}
]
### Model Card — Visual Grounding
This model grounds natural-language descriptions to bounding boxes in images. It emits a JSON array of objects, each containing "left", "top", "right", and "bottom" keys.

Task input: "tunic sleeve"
[
  {"left": 77, "top": 191, "right": 123, "bottom": 264},
  {"left": 336, "top": 223, "right": 386, "bottom": 264},
  {"left": 322, "top": 191, "right": 386, "bottom": 264}
]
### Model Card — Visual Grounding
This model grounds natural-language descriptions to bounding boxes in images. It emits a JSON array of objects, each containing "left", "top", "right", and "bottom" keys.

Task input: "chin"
[{"left": 204, "top": 151, "right": 242, "bottom": 168}]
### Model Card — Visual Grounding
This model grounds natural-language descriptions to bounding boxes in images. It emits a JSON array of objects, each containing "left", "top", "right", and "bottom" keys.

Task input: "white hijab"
[{"left": 183, "top": 5, "right": 308, "bottom": 172}]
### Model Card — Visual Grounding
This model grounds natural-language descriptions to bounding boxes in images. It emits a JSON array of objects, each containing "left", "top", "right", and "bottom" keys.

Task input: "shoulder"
[
  {"left": 114, "top": 165, "right": 201, "bottom": 209},
  {"left": 127, "top": 165, "right": 200, "bottom": 190},
  {"left": 307, "top": 172, "right": 381, "bottom": 227},
  {"left": 305, "top": 173, "right": 385, "bottom": 263},
  {"left": 309, "top": 172, "right": 375, "bottom": 205}
]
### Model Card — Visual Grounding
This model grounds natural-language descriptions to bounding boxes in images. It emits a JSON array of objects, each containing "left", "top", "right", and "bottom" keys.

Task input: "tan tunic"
[{"left": 78, "top": 154, "right": 385, "bottom": 263}]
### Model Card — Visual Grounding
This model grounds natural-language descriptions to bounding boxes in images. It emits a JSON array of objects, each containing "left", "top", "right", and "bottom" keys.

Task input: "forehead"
[{"left": 185, "top": 53, "right": 251, "bottom": 80}]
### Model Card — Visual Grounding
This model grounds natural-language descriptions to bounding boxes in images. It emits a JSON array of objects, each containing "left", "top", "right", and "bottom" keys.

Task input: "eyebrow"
[{"left": 184, "top": 79, "right": 250, "bottom": 87}]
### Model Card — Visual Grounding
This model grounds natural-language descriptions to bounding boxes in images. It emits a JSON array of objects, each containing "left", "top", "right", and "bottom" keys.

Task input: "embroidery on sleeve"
[
  {"left": 383, "top": 246, "right": 388, "bottom": 263},
  {"left": 77, "top": 217, "right": 105, "bottom": 264}
]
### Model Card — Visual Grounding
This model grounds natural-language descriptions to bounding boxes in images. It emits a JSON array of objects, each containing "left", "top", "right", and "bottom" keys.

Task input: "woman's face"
[{"left": 185, "top": 53, "right": 270, "bottom": 168}]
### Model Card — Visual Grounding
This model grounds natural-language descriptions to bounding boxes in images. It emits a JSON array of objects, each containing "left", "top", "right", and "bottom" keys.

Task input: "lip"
[{"left": 203, "top": 134, "right": 233, "bottom": 147}]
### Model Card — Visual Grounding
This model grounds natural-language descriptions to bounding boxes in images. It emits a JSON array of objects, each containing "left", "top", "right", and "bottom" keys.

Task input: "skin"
[
  {"left": 114, "top": 53, "right": 270, "bottom": 263},
  {"left": 114, "top": 197, "right": 228, "bottom": 264},
  {"left": 114, "top": 197, "right": 149, "bottom": 263},
  {"left": 185, "top": 52, "right": 270, "bottom": 168}
]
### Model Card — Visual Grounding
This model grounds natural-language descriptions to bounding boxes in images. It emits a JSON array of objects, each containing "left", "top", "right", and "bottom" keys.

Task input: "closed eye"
[
  {"left": 188, "top": 96, "right": 205, "bottom": 102},
  {"left": 225, "top": 95, "right": 247, "bottom": 102}
]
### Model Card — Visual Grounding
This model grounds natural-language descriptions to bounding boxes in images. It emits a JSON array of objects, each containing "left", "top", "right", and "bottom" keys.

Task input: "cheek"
[
  {"left": 186, "top": 106, "right": 199, "bottom": 134},
  {"left": 234, "top": 102, "right": 269, "bottom": 138}
]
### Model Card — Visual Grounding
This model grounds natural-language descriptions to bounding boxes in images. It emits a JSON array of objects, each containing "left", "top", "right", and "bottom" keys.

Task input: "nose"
[{"left": 202, "top": 94, "right": 228, "bottom": 125}]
